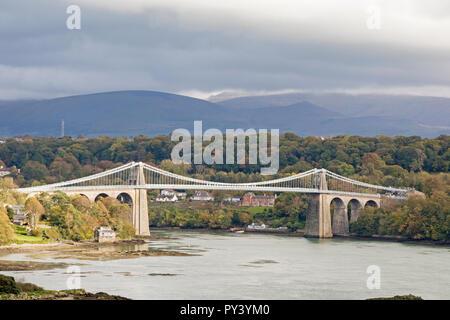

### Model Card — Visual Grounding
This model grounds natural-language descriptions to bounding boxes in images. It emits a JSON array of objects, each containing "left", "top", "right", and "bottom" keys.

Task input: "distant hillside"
[
  {"left": 241, "top": 101, "right": 343, "bottom": 135},
  {"left": 0, "top": 91, "right": 245, "bottom": 137},
  {"left": 0, "top": 90, "right": 448, "bottom": 137},
  {"left": 217, "top": 92, "right": 450, "bottom": 130}
]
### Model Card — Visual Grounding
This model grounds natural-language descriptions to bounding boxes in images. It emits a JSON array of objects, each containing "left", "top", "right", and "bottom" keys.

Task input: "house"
[
  {"left": 247, "top": 223, "right": 267, "bottom": 230},
  {"left": 3, "top": 204, "right": 27, "bottom": 225},
  {"left": 13, "top": 213, "right": 27, "bottom": 226},
  {"left": 247, "top": 223, "right": 288, "bottom": 232},
  {"left": 239, "top": 193, "right": 275, "bottom": 207},
  {"left": 155, "top": 193, "right": 178, "bottom": 202},
  {"left": 224, "top": 197, "right": 241, "bottom": 204},
  {"left": 175, "top": 191, "right": 187, "bottom": 200},
  {"left": 161, "top": 189, "right": 187, "bottom": 200},
  {"left": 3, "top": 204, "right": 24, "bottom": 213},
  {"left": 94, "top": 227, "right": 116, "bottom": 243},
  {"left": 161, "top": 189, "right": 175, "bottom": 196},
  {"left": 190, "top": 191, "right": 214, "bottom": 201}
]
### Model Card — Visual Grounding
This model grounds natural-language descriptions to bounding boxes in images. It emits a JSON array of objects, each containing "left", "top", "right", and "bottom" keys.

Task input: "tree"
[
  {"left": 49, "top": 157, "right": 74, "bottom": 180},
  {"left": 273, "top": 193, "right": 308, "bottom": 221},
  {"left": 0, "top": 274, "right": 20, "bottom": 294},
  {"left": 71, "top": 195, "right": 92, "bottom": 213},
  {"left": 0, "top": 206, "right": 16, "bottom": 244},
  {"left": 24, "top": 197, "right": 45, "bottom": 230},
  {"left": 0, "top": 177, "right": 24, "bottom": 205},
  {"left": 395, "top": 147, "right": 426, "bottom": 172},
  {"left": 6, "top": 206, "right": 15, "bottom": 221},
  {"left": 22, "top": 161, "right": 49, "bottom": 182},
  {"left": 349, "top": 207, "right": 381, "bottom": 236}
]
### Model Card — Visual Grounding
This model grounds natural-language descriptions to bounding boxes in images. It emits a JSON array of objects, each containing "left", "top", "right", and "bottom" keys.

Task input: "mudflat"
[{"left": 0, "top": 238, "right": 193, "bottom": 270}]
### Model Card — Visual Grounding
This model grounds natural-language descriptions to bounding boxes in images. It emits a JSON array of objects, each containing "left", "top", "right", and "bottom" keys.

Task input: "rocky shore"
[
  {"left": 367, "top": 294, "right": 423, "bottom": 300},
  {"left": 0, "top": 260, "right": 70, "bottom": 272},
  {"left": 0, "top": 274, "right": 129, "bottom": 300}
]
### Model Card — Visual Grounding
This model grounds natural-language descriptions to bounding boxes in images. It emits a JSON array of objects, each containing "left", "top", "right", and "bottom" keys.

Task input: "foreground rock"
[
  {"left": 367, "top": 294, "right": 423, "bottom": 300},
  {"left": 2, "top": 289, "right": 129, "bottom": 300},
  {"left": 0, "top": 274, "right": 128, "bottom": 300}
]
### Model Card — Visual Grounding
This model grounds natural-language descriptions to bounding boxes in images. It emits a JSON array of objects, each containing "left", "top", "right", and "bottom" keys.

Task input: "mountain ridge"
[{"left": 0, "top": 90, "right": 448, "bottom": 138}]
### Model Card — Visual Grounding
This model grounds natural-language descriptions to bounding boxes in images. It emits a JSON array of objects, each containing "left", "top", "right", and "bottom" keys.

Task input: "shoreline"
[
  {"left": 0, "top": 236, "right": 193, "bottom": 266},
  {"left": 151, "top": 227, "right": 450, "bottom": 246},
  {"left": 0, "top": 238, "right": 150, "bottom": 256}
]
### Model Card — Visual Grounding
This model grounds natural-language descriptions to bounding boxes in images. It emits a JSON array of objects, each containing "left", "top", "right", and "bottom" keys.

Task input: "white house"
[
  {"left": 156, "top": 193, "right": 178, "bottom": 202},
  {"left": 247, "top": 223, "right": 267, "bottom": 230},
  {"left": 94, "top": 227, "right": 116, "bottom": 243},
  {"left": 224, "top": 197, "right": 241, "bottom": 204},
  {"left": 161, "top": 189, "right": 186, "bottom": 199},
  {"left": 190, "top": 191, "right": 214, "bottom": 201}
]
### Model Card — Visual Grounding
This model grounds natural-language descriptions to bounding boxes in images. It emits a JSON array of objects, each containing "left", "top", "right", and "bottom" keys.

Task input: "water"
[{"left": 2, "top": 230, "right": 449, "bottom": 299}]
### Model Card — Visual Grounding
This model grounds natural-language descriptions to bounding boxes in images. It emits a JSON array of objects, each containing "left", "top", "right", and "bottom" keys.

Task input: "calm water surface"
[{"left": 2, "top": 230, "right": 449, "bottom": 299}]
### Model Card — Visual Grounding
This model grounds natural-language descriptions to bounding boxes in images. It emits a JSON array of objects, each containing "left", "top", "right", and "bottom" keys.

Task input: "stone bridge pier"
[{"left": 305, "top": 171, "right": 380, "bottom": 238}]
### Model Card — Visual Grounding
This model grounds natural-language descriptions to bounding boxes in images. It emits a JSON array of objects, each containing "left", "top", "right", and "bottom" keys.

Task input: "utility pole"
[{"left": 61, "top": 119, "right": 65, "bottom": 137}]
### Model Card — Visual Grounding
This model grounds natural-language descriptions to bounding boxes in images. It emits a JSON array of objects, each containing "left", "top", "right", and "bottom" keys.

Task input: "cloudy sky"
[{"left": 1, "top": 0, "right": 450, "bottom": 99}]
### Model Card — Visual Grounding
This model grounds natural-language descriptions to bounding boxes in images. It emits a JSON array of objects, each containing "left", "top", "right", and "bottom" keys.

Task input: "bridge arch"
[
  {"left": 348, "top": 199, "right": 363, "bottom": 223},
  {"left": 365, "top": 200, "right": 379, "bottom": 208},
  {"left": 330, "top": 197, "right": 349, "bottom": 235},
  {"left": 117, "top": 192, "right": 133, "bottom": 207},
  {"left": 116, "top": 192, "right": 134, "bottom": 223},
  {"left": 95, "top": 193, "right": 110, "bottom": 202},
  {"left": 78, "top": 194, "right": 90, "bottom": 200}
]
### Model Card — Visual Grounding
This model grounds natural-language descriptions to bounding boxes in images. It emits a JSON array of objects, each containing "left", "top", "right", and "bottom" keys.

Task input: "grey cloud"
[{"left": 0, "top": 0, "right": 450, "bottom": 99}]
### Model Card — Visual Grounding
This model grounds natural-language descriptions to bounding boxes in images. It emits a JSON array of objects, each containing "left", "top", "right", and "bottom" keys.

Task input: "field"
[{"left": 12, "top": 225, "right": 49, "bottom": 245}]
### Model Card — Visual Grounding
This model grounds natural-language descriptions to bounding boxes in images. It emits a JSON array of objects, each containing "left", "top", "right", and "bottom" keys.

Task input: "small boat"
[{"left": 234, "top": 230, "right": 245, "bottom": 234}]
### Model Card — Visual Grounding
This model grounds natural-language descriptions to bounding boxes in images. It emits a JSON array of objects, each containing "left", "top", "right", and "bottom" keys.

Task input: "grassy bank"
[{"left": 12, "top": 225, "right": 50, "bottom": 245}]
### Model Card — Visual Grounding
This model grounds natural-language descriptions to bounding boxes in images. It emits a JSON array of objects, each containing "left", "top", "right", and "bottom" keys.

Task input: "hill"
[
  {"left": 0, "top": 91, "right": 243, "bottom": 137},
  {"left": 217, "top": 92, "right": 450, "bottom": 133},
  {"left": 0, "top": 90, "right": 448, "bottom": 137}
]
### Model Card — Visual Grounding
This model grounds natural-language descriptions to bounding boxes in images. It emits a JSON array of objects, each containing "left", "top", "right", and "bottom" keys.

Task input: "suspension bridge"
[{"left": 17, "top": 162, "right": 409, "bottom": 238}]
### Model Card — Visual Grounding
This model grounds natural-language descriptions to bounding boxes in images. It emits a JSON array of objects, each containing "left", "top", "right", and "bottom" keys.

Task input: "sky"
[{"left": 1, "top": 0, "right": 450, "bottom": 100}]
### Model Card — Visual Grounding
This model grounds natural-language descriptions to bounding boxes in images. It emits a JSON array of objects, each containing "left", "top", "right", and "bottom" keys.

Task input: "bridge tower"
[
  {"left": 131, "top": 162, "right": 150, "bottom": 236},
  {"left": 305, "top": 169, "right": 333, "bottom": 238}
]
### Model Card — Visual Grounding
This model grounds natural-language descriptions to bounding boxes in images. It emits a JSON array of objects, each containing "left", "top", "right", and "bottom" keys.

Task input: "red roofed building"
[{"left": 239, "top": 193, "right": 275, "bottom": 207}]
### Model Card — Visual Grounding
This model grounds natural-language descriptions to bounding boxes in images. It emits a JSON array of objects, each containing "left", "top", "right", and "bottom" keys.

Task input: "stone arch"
[
  {"left": 365, "top": 200, "right": 378, "bottom": 208},
  {"left": 95, "top": 193, "right": 110, "bottom": 202},
  {"left": 116, "top": 192, "right": 134, "bottom": 223},
  {"left": 117, "top": 192, "right": 133, "bottom": 207},
  {"left": 330, "top": 197, "right": 348, "bottom": 235},
  {"left": 78, "top": 194, "right": 90, "bottom": 201},
  {"left": 26, "top": 192, "right": 40, "bottom": 200},
  {"left": 348, "top": 199, "right": 363, "bottom": 223}
]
